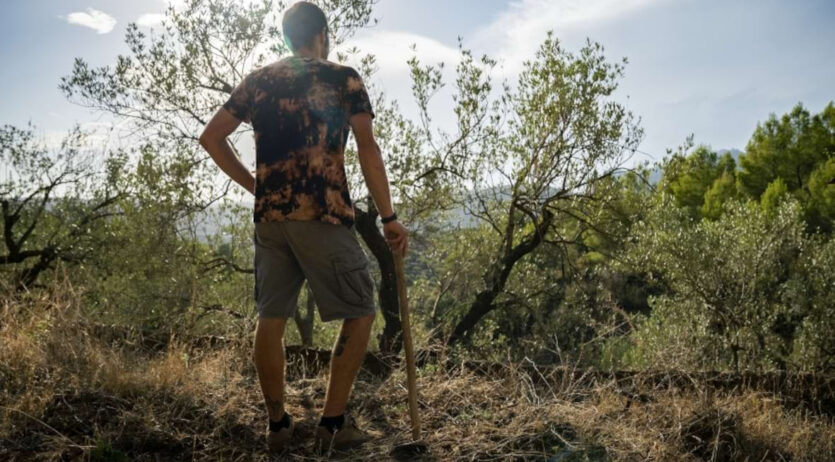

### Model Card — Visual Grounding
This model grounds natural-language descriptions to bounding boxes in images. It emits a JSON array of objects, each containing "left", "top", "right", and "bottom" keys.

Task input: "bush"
[{"left": 618, "top": 196, "right": 828, "bottom": 371}]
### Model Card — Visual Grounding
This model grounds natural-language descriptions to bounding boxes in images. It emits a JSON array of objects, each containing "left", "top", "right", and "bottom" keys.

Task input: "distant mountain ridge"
[{"left": 194, "top": 148, "right": 745, "bottom": 239}]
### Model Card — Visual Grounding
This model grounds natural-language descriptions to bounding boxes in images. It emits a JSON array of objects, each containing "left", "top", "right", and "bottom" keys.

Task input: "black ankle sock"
[
  {"left": 318, "top": 414, "right": 345, "bottom": 433},
  {"left": 269, "top": 412, "right": 291, "bottom": 432}
]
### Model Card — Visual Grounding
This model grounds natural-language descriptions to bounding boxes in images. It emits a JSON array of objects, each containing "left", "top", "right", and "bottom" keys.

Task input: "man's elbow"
[
  {"left": 198, "top": 131, "right": 212, "bottom": 150},
  {"left": 199, "top": 127, "right": 224, "bottom": 151}
]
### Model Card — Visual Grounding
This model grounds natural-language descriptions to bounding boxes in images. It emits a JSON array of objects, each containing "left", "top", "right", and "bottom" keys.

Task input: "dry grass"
[{"left": 2, "top": 282, "right": 834, "bottom": 461}]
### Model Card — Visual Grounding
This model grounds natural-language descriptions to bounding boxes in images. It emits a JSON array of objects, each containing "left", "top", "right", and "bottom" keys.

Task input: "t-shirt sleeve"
[
  {"left": 222, "top": 73, "right": 254, "bottom": 123},
  {"left": 343, "top": 67, "right": 375, "bottom": 120}
]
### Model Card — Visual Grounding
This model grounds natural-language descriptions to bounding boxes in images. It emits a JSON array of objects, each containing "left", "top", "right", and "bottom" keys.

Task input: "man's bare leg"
[
  {"left": 322, "top": 314, "right": 375, "bottom": 417},
  {"left": 253, "top": 317, "right": 288, "bottom": 420}
]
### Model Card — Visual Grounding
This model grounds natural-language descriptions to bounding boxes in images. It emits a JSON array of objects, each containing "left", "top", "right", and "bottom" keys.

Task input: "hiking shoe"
[
  {"left": 266, "top": 413, "right": 295, "bottom": 454},
  {"left": 314, "top": 414, "right": 370, "bottom": 453}
]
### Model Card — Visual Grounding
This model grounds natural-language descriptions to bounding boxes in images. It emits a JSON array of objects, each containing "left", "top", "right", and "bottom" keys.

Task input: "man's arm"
[
  {"left": 199, "top": 108, "right": 255, "bottom": 196},
  {"left": 349, "top": 112, "right": 408, "bottom": 256}
]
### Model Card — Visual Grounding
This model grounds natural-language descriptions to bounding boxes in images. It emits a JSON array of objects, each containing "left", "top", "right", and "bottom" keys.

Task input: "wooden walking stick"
[
  {"left": 390, "top": 248, "right": 429, "bottom": 459},
  {"left": 394, "top": 251, "right": 421, "bottom": 441}
]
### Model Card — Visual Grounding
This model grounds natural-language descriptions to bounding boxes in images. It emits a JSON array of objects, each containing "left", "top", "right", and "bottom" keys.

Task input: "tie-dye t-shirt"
[{"left": 222, "top": 56, "right": 375, "bottom": 227}]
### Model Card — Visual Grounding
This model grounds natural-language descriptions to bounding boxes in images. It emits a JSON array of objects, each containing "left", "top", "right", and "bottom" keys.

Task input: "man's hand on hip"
[{"left": 383, "top": 221, "right": 408, "bottom": 257}]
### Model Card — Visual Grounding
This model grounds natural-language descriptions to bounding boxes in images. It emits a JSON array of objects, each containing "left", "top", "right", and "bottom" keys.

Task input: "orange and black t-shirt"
[{"left": 223, "top": 56, "right": 375, "bottom": 227}]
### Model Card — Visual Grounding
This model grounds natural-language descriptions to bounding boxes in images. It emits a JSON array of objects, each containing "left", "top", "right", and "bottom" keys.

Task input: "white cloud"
[
  {"left": 158, "top": 0, "right": 188, "bottom": 9},
  {"left": 136, "top": 13, "right": 166, "bottom": 28},
  {"left": 65, "top": 8, "right": 117, "bottom": 34},
  {"left": 474, "top": 0, "right": 665, "bottom": 73},
  {"left": 338, "top": 30, "right": 462, "bottom": 125},
  {"left": 337, "top": 0, "right": 667, "bottom": 97},
  {"left": 340, "top": 30, "right": 461, "bottom": 77},
  {"left": 503, "top": 0, "right": 662, "bottom": 26}
]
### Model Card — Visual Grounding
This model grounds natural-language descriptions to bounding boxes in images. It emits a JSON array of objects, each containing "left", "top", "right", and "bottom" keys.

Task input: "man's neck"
[{"left": 294, "top": 49, "right": 322, "bottom": 60}]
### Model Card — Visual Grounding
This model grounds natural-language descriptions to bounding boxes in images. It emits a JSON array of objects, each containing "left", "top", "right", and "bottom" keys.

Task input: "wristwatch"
[{"left": 380, "top": 212, "right": 398, "bottom": 224}]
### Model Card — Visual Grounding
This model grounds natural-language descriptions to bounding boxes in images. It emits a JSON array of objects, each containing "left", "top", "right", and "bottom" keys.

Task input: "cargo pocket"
[{"left": 331, "top": 250, "right": 374, "bottom": 306}]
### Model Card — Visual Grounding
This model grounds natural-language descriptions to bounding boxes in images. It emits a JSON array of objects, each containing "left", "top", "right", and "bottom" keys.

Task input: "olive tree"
[
  {"left": 624, "top": 197, "right": 809, "bottom": 371},
  {"left": 406, "top": 33, "right": 643, "bottom": 346},
  {"left": 0, "top": 125, "right": 124, "bottom": 292}
]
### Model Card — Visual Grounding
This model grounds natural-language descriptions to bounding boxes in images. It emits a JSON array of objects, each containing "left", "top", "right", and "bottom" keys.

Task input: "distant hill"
[
  {"left": 193, "top": 200, "right": 252, "bottom": 242},
  {"left": 718, "top": 148, "right": 744, "bottom": 163},
  {"left": 194, "top": 149, "right": 746, "bottom": 239}
]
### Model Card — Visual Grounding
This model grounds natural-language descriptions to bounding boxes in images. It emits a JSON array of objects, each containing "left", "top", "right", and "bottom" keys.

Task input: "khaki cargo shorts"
[{"left": 253, "top": 220, "right": 377, "bottom": 321}]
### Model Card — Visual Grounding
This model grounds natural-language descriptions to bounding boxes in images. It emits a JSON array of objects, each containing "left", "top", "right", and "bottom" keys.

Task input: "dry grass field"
[{"left": 2, "top": 282, "right": 834, "bottom": 461}]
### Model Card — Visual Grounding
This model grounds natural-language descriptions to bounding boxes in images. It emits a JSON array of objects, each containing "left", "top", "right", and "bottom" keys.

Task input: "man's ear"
[{"left": 320, "top": 27, "right": 329, "bottom": 54}]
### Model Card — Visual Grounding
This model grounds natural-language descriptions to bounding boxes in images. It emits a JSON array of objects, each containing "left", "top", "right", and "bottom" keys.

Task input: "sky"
[{"left": 1, "top": 0, "right": 834, "bottom": 164}]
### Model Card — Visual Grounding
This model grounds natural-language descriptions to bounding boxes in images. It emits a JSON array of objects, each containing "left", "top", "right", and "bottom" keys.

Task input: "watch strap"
[{"left": 381, "top": 212, "right": 398, "bottom": 224}]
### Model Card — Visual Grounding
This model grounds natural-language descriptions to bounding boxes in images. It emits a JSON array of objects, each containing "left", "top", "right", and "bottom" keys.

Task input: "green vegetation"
[
  {"left": 2, "top": 0, "right": 833, "bottom": 370},
  {"left": 2, "top": 0, "right": 833, "bottom": 371},
  {"left": 1, "top": 0, "right": 834, "bottom": 460}
]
